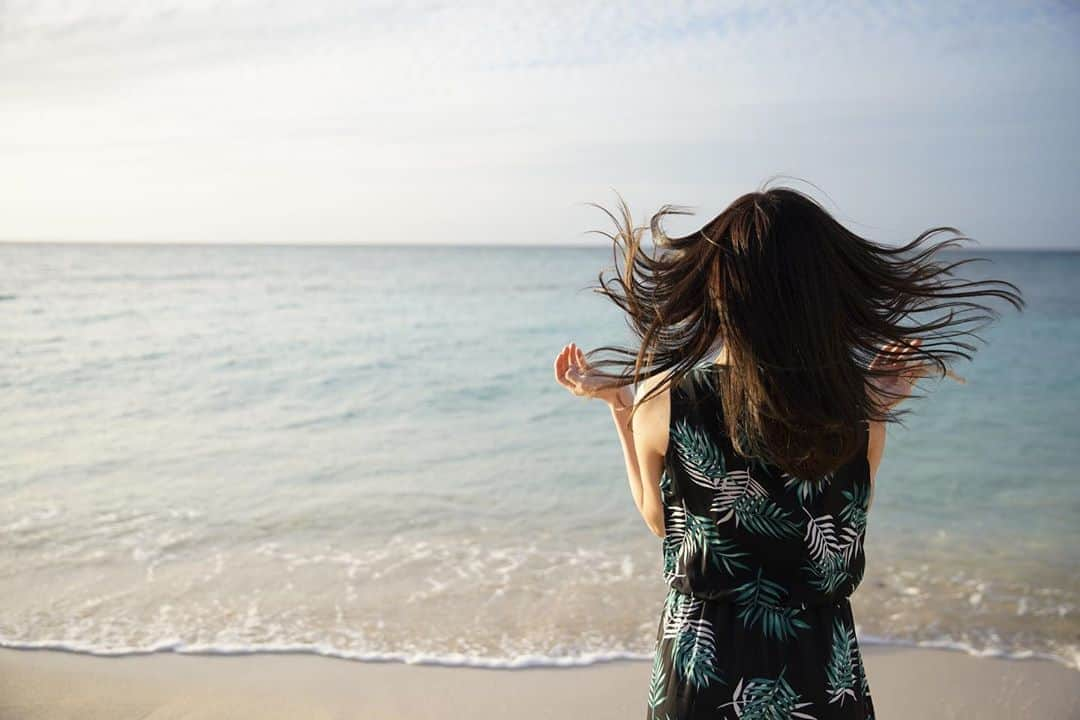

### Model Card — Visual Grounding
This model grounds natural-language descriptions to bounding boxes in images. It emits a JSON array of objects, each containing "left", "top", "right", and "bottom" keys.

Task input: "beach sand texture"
[{"left": 1, "top": 646, "right": 1077, "bottom": 720}]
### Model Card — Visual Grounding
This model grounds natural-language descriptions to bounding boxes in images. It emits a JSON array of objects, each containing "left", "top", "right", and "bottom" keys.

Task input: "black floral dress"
[{"left": 647, "top": 364, "right": 876, "bottom": 720}]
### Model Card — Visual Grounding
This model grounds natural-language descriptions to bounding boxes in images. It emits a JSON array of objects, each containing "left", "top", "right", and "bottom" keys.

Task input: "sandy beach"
[{"left": 0, "top": 646, "right": 1076, "bottom": 719}]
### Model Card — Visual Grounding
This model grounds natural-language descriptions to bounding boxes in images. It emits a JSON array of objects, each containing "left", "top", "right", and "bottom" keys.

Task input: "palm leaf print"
[
  {"left": 802, "top": 507, "right": 863, "bottom": 594},
  {"left": 647, "top": 645, "right": 668, "bottom": 711},
  {"left": 731, "top": 495, "right": 801, "bottom": 539},
  {"left": 839, "top": 524, "right": 863, "bottom": 564},
  {"left": 833, "top": 486, "right": 868, "bottom": 566},
  {"left": 782, "top": 472, "right": 833, "bottom": 503},
  {"left": 661, "top": 587, "right": 704, "bottom": 641},
  {"left": 722, "top": 667, "right": 817, "bottom": 720},
  {"left": 840, "top": 485, "right": 870, "bottom": 534},
  {"left": 670, "top": 418, "right": 726, "bottom": 490},
  {"left": 803, "top": 551, "right": 853, "bottom": 596},
  {"left": 659, "top": 468, "right": 674, "bottom": 498},
  {"left": 825, "top": 616, "right": 859, "bottom": 705},
  {"left": 802, "top": 510, "right": 839, "bottom": 562},
  {"left": 696, "top": 363, "right": 720, "bottom": 391},
  {"left": 732, "top": 569, "right": 810, "bottom": 641},
  {"left": 662, "top": 503, "right": 687, "bottom": 584},
  {"left": 682, "top": 508, "right": 750, "bottom": 576},
  {"left": 661, "top": 537, "right": 680, "bottom": 585},
  {"left": 671, "top": 618, "right": 724, "bottom": 690},
  {"left": 860, "top": 664, "right": 871, "bottom": 700},
  {"left": 708, "top": 469, "right": 767, "bottom": 520},
  {"left": 659, "top": 590, "right": 725, "bottom": 691}
]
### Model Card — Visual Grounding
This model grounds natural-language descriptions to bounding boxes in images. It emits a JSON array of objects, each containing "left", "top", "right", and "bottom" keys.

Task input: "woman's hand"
[
  {"left": 553, "top": 342, "right": 633, "bottom": 409},
  {"left": 868, "top": 338, "right": 965, "bottom": 411}
]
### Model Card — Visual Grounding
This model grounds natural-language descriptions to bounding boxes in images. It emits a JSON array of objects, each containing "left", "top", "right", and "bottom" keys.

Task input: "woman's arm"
[
  {"left": 606, "top": 380, "right": 668, "bottom": 538},
  {"left": 607, "top": 387, "right": 646, "bottom": 520},
  {"left": 553, "top": 343, "right": 667, "bottom": 538},
  {"left": 865, "top": 337, "right": 954, "bottom": 512},
  {"left": 624, "top": 374, "right": 669, "bottom": 538}
]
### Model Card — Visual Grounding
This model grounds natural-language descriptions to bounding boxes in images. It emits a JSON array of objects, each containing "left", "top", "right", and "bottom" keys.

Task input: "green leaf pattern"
[
  {"left": 670, "top": 418, "right": 727, "bottom": 490},
  {"left": 708, "top": 469, "right": 768, "bottom": 520},
  {"left": 782, "top": 471, "right": 833, "bottom": 503},
  {"left": 800, "top": 486, "right": 869, "bottom": 596},
  {"left": 648, "top": 642, "right": 669, "bottom": 713},
  {"left": 733, "top": 569, "right": 811, "bottom": 642},
  {"left": 825, "top": 616, "right": 859, "bottom": 706},
  {"left": 664, "top": 500, "right": 751, "bottom": 583},
  {"left": 654, "top": 370, "right": 874, "bottom": 717},
  {"left": 661, "top": 589, "right": 725, "bottom": 691},
  {"left": 804, "top": 551, "right": 854, "bottom": 596},
  {"left": 730, "top": 494, "right": 801, "bottom": 539},
  {"left": 672, "top": 621, "right": 724, "bottom": 691},
  {"left": 659, "top": 468, "right": 675, "bottom": 499},
  {"left": 840, "top": 485, "right": 870, "bottom": 535},
  {"left": 662, "top": 501, "right": 687, "bottom": 585},
  {"left": 683, "top": 506, "right": 751, "bottom": 576},
  {"left": 722, "top": 667, "right": 817, "bottom": 719},
  {"left": 670, "top": 426, "right": 802, "bottom": 541}
]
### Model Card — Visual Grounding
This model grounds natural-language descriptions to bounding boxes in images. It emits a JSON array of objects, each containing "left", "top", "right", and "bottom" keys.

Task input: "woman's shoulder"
[
  {"left": 633, "top": 368, "right": 675, "bottom": 407},
  {"left": 632, "top": 363, "right": 724, "bottom": 413},
  {"left": 628, "top": 370, "right": 675, "bottom": 458}
]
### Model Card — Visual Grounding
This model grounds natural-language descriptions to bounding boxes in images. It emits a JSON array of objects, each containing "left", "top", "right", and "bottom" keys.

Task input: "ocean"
[{"left": 1, "top": 243, "right": 1077, "bottom": 671}]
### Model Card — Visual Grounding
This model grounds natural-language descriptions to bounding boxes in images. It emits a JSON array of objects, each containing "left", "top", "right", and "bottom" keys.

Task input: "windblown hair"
[{"left": 585, "top": 181, "right": 1024, "bottom": 479}]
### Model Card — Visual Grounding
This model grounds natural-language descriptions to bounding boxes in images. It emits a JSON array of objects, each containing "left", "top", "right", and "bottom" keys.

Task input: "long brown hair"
[{"left": 584, "top": 180, "right": 1024, "bottom": 479}]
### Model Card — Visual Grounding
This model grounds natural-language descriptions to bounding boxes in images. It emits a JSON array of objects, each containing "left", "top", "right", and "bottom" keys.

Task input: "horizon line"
[{"left": 0, "top": 239, "right": 1077, "bottom": 252}]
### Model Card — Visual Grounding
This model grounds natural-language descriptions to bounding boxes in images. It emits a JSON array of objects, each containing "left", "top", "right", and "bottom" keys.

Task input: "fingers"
[
  {"left": 573, "top": 343, "right": 589, "bottom": 370},
  {"left": 869, "top": 340, "right": 900, "bottom": 371},
  {"left": 945, "top": 368, "right": 967, "bottom": 384},
  {"left": 554, "top": 343, "right": 571, "bottom": 387},
  {"left": 567, "top": 343, "right": 589, "bottom": 394},
  {"left": 894, "top": 339, "right": 967, "bottom": 384},
  {"left": 872, "top": 337, "right": 924, "bottom": 373},
  {"left": 893, "top": 339, "right": 921, "bottom": 376},
  {"left": 899, "top": 338, "right": 931, "bottom": 379},
  {"left": 888, "top": 339, "right": 918, "bottom": 368},
  {"left": 900, "top": 338, "right": 923, "bottom": 363},
  {"left": 554, "top": 342, "right": 586, "bottom": 396}
]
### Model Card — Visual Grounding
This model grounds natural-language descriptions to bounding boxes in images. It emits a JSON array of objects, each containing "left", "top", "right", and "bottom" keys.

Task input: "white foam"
[
  {"left": 857, "top": 633, "right": 1077, "bottom": 670},
  {"left": 0, "top": 637, "right": 652, "bottom": 668},
  {"left": 1, "top": 635, "right": 1076, "bottom": 672}
]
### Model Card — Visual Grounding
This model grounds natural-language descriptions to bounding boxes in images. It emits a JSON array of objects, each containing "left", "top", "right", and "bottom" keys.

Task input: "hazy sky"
[{"left": 2, "top": 1, "right": 1078, "bottom": 246}]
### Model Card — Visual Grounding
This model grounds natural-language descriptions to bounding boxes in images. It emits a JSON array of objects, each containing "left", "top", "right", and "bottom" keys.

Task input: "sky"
[{"left": 1, "top": 0, "right": 1078, "bottom": 247}]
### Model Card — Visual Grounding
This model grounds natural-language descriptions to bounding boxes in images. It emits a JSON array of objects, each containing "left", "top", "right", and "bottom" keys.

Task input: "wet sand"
[{"left": 0, "top": 645, "right": 1077, "bottom": 719}]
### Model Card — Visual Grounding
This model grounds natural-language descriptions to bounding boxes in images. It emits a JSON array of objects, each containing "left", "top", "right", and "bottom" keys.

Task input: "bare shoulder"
[
  {"left": 631, "top": 369, "right": 675, "bottom": 456},
  {"left": 634, "top": 369, "right": 669, "bottom": 402}
]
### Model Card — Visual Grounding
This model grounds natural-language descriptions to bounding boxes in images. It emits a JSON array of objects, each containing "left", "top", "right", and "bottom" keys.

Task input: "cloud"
[{"left": 0, "top": 0, "right": 1077, "bottom": 245}]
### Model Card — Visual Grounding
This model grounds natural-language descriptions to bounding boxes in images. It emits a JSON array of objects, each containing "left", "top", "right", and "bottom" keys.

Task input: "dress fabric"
[{"left": 647, "top": 364, "right": 876, "bottom": 720}]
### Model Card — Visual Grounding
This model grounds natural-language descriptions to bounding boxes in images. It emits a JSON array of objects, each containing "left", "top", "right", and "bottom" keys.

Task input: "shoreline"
[
  {"left": 2, "top": 624, "right": 1076, "bottom": 672},
  {"left": 0, "top": 635, "right": 1075, "bottom": 672},
  {"left": 1, "top": 645, "right": 1076, "bottom": 719},
  {"left": 2, "top": 639, "right": 1071, "bottom": 673}
]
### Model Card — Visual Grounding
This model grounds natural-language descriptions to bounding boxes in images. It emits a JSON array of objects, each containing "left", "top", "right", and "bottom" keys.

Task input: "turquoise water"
[{"left": 0, "top": 243, "right": 1076, "bottom": 669}]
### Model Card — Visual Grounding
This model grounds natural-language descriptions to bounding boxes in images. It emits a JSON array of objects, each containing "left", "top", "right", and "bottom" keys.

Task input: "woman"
[{"left": 553, "top": 184, "right": 1022, "bottom": 720}]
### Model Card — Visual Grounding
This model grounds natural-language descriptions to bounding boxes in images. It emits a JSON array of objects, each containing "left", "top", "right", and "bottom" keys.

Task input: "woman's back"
[
  {"left": 648, "top": 362, "right": 876, "bottom": 719},
  {"left": 662, "top": 362, "right": 871, "bottom": 607}
]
